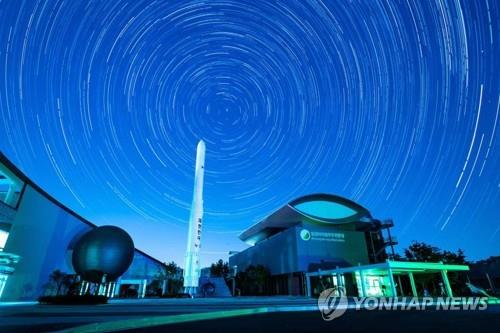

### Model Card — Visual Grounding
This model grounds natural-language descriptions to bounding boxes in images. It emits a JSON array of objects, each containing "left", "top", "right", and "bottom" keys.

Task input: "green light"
[
  {"left": 300, "top": 229, "right": 311, "bottom": 241},
  {"left": 54, "top": 308, "right": 271, "bottom": 333},
  {"left": 387, "top": 261, "right": 470, "bottom": 272}
]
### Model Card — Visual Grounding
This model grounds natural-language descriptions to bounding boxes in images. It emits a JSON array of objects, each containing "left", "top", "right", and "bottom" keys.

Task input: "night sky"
[{"left": 0, "top": 1, "right": 498, "bottom": 267}]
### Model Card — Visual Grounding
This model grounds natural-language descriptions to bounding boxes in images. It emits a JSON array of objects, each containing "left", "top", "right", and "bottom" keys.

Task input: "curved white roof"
[{"left": 239, "top": 193, "right": 371, "bottom": 245}]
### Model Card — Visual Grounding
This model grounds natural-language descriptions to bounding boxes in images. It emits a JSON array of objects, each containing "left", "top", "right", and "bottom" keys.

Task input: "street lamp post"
[{"left": 232, "top": 265, "right": 238, "bottom": 296}]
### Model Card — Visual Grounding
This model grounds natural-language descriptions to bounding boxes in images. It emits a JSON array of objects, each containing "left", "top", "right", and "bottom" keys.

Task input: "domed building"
[{"left": 229, "top": 193, "right": 469, "bottom": 297}]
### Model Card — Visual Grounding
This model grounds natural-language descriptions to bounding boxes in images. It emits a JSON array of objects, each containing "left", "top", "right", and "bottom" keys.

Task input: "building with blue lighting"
[
  {"left": 0, "top": 152, "right": 167, "bottom": 301},
  {"left": 230, "top": 194, "right": 468, "bottom": 297}
]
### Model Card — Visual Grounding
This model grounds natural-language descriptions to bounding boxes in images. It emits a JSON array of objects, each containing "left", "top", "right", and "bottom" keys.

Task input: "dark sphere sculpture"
[{"left": 72, "top": 225, "right": 134, "bottom": 283}]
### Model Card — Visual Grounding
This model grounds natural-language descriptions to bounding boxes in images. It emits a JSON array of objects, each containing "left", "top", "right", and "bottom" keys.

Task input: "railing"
[
  {"left": 380, "top": 219, "right": 394, "bottom": 228},
  {"left": 383, "top": 236, "right": 398, "bottom": 245}
]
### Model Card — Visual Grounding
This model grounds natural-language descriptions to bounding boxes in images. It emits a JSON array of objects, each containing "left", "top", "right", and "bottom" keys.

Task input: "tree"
[
  {"left": 47, "top": 270, "right": 77, "bottom": 296},
  {"left": 158, "top": 261, "right": 183, "bottom": 295},
  {"left": 236, "top": 265, "right": 270, "bottom": 295},
  {"left": 404, "top": 242, "right": 443, "bottom": 262},
  {"left": 210, "top": 259, "right": 230, "bottom": 279},
  {"left": 404, "top": 241, "right": 468, "bottom": 264},
  {"left": 48, "top": 270, "right": 66, "bottom": 296},
  {"left": 165, "top": 261, "right": 181, "bottom": 277},
  {"left": 442, "top": 249, "right": 467, "bottom": 265}
]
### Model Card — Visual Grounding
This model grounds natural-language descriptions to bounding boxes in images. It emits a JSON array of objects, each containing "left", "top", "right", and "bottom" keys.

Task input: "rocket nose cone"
[{"left": 197, "top": 140, "right": 206, "bottom": 150}]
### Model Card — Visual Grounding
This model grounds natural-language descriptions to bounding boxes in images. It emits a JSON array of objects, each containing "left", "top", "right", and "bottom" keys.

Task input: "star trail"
[{"left": 0, "top": 0, "right": 498, "bottom": 265}]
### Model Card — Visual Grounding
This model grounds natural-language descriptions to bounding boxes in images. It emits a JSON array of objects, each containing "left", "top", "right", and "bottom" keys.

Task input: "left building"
[{"left": 0, "top": 152, "right": 167, "bottom": 301}]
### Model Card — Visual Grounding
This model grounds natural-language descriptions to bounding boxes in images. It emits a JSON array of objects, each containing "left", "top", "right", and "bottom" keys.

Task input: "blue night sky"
[{"left": 0, "top": 1, "right": 498, "bottom": 267}]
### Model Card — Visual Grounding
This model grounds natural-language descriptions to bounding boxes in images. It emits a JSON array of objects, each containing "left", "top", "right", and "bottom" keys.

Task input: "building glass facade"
[
  {"left": 0, "top": 152, "right": 167, "bottom": 301},
  {"left": 230, "top": 193, "right": 393, "bottom": 296}
]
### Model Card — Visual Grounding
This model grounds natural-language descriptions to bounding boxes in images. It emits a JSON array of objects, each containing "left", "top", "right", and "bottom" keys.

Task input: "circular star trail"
[{"left": 0, "top": 0, "right": 498, "bottom": 263}]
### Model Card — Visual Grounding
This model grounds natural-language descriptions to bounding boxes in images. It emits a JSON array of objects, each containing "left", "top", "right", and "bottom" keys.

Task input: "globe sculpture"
[{"left": 72, "top": 225, "right": 134, "bottom": 283}]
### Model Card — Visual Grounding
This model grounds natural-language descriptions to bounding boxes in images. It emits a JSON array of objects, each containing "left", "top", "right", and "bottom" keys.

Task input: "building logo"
[
  {"left": 300, "top": 229, "right": 311, "bottom": 241},
  {"left": 317, "top": 287, "right": 348, "bottom": 321},
  {"left": 299, "top": 229, "right": 345, "bottom": 242}
]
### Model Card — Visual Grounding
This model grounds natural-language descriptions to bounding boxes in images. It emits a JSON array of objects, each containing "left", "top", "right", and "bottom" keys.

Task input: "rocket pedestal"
[{"left": 183, "top": 140, "right": 205, "bottom": 295}]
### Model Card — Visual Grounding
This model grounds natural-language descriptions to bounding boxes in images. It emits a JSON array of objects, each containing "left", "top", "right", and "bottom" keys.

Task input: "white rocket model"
[{"left": 183, "top": 140, "right": 206, "bottom": 295}]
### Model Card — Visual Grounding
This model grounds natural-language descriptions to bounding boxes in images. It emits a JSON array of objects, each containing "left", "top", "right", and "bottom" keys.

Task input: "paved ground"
[
  {"left": 0, "top": 297, "right": 498, "bottom": 333},
  {"left": 0, "top": 297, "right": 315, "bottom": 332},
  {"left": 121, "top": 309, "right": 500, "bottom": 333}
]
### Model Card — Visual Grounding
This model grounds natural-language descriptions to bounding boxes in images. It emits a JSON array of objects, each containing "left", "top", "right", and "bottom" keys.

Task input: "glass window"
[
  {"left": 0, "top": 161, "right": 25, "bottom": 209},
  {"left": 293, "top": 200, "right": 357, "bottom": 220},
  {"left": 0, "top": 229, "right": 8, "bottom": 251}
]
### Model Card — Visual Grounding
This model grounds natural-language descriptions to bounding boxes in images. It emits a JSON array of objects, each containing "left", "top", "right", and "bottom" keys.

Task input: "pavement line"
[
  {"left": 52, "top": 307, "right": 272, "bottom": 333},
  {"left": 52, "top": 305, "right": 320, "bottom": 333}
]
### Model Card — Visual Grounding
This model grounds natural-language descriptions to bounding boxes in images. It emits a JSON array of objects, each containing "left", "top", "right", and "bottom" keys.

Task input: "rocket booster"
[{"left": 183, "top": 140, "right": 205, "bottom": 293}]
